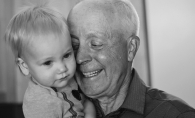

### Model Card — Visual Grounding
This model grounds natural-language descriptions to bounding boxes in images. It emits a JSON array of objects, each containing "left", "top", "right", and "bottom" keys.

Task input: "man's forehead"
[
  {"left": 70, "top": 0, "right": 115, "bottom": 18},
  {"left": 68, "top": 12, "right": 111, "bottom": 39},
  {"left": 67, "top": 0, "right": 122, "bottom": 38}
]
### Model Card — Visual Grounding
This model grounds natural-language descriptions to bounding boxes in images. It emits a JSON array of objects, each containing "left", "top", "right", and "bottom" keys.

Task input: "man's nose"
[{"left": 76, "top": 46, "right": 92, "bottom": 65}]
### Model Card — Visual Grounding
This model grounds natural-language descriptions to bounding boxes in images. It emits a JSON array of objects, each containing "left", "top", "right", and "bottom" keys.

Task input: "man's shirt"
[{"left": 90, "top": 69, "right": 195, "bottom": 118}]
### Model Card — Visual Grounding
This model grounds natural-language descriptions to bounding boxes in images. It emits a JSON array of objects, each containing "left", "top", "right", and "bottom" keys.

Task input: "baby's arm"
[
  {"left": 23, "top": 93, "right": 64, "bottom": 118},
  {"left": 83, "top": 99, "right": 96, "bottom": 118}
]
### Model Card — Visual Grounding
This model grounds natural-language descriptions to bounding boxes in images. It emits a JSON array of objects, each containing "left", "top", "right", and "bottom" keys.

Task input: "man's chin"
[
  {"left": 80, "top": 85, "right": 107, "bottom": 99},
  {"left": 84, "top": 92, "right": 103, "bottom": 99},
  {"left": 76, "top": 71, "right": 108, "bottom": 98}
]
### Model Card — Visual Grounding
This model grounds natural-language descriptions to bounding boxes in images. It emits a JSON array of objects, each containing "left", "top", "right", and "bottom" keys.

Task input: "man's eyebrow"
[
  {"left": 87, "top": 31, "right": 109, "bottom": 39},
  {"left": 87, "top": 33, "right": 98, "bottom": 39}
]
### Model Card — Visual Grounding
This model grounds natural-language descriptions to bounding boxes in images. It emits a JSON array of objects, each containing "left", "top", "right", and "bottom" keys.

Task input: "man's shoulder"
[{"left": 144, "top": 87, "right": 195, "bottom": 117}]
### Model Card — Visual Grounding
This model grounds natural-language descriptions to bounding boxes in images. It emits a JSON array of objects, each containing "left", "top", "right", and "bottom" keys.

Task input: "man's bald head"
[{"left": 68, "top": 0, "right": 140, "bottom": 40}]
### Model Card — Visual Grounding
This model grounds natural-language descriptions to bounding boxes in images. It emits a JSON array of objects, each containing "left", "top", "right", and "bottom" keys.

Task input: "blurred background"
[{"left": 0, "top": 0, "right": 195, "bottom": 117}]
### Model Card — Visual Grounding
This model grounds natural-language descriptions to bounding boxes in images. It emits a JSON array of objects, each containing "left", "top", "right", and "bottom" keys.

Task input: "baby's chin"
[{"left": 53, "top": 80, "right": 68, "bottom": 89}]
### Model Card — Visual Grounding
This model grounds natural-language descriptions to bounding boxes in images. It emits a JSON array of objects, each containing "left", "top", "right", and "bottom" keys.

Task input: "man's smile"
[{"left": 82, "top": 69, "right": 102, "bottom": 78}]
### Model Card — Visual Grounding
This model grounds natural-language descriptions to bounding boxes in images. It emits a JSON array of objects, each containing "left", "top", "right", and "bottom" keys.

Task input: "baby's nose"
[{"left": 58, "top": 62, "right": 67, "bottom": 73}]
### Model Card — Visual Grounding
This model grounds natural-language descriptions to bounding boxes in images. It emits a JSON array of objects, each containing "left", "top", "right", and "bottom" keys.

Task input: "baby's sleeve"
[{"left": 23, "top": 93, "right": 69, "bottom": 118}]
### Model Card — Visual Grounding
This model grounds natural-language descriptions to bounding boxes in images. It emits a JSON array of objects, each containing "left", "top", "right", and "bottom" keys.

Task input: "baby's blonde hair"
[{"left": 5, "top": 4, "right": 69, "bottom": 59}]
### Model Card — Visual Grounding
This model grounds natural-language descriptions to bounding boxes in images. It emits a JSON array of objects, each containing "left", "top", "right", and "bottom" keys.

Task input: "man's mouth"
[{"left": 82, "top": 69, "right": 102, "bottom": 78}]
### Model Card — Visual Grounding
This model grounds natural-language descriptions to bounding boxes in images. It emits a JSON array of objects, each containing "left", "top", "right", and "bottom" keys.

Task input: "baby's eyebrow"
[
  {"left": 64, "top": 48, "right": 73, "bottom": 53},
  {"left": 37, "top": 57, "right": 53, "bottom": 64}
]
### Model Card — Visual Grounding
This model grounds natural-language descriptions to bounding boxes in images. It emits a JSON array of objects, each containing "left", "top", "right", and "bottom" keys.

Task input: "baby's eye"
[
  {"left": 64, "top": 52, "right": 72, "bottom": 58},
  {"left": 43, "top": 61, "right": 52, "bottom": 66}
]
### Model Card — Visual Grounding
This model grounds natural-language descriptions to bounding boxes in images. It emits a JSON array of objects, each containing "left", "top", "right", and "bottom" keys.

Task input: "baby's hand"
[{"left": 84, "top": 100, "right": 96, "bottom": 118}]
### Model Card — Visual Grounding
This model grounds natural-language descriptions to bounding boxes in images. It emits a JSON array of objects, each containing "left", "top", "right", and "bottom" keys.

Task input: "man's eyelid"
[{"left": 91, "top": 40, "right": 103, "bottom": 46}]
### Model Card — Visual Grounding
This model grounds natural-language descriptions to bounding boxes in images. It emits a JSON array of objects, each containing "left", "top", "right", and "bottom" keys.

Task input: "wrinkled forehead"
[
  {"left": 68, "top": 0, "right": 117, "bottom": 24},
  {"left": 68, "top": 0, "right": 122, "bottom": 36},
  {"left": 81, "top": 0, "right": 114, "bottom": 16}
]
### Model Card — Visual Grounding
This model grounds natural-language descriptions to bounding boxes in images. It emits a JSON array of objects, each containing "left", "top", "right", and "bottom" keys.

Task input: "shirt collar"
[{"left": 121, "top": 68, "right": 146, "bottom": 114}]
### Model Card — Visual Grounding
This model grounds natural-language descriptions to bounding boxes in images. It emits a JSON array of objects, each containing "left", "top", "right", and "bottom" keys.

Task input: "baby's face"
[{"left": 23, "top": 33, "right": 76, "bottom": 88}]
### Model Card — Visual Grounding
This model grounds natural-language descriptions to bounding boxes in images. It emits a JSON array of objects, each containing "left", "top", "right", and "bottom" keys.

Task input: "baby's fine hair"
[{"left": 5, "top": 4, "right": 69, "bottom": 59}]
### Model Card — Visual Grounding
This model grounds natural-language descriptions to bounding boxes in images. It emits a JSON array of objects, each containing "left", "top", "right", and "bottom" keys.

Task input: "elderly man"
[{"left": 67, "top": 0, "right": 195, "bottom": 117}]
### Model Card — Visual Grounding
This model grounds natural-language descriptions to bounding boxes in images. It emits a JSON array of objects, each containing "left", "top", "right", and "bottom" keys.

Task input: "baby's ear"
[{"left": 17, "top": 58, "right": 29, "bottom": 76}]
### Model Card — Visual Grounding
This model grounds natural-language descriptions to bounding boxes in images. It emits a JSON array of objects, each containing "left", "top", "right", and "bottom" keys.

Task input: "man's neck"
[{"left": 98, "top": 71, "right": 131, "bottom": 115}]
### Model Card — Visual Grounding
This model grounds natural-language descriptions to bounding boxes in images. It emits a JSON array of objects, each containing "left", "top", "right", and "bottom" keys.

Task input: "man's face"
[{"left": 68, "top": 5, "right": 129, "bottom": 98}]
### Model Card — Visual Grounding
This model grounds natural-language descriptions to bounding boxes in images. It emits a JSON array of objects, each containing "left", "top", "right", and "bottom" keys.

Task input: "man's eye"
[
  {"left": 92, "top": 43, "right": 101, "bottom": 47},
  {"left": 43, "top": 61, "right": 52, "bottom": 66},
  {"left": 91, "top": 42, "right": 103, "bottom": 48}
]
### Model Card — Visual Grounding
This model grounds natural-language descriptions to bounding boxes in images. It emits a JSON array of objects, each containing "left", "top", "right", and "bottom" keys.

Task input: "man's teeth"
[{"left": 83, "top": 70, "right": 100, "bottom": 77}]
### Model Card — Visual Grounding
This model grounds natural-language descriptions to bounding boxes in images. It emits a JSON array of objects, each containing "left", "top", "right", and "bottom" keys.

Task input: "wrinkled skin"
[{"left": 67, "top": 1, "right": 134, "bottom": 100}]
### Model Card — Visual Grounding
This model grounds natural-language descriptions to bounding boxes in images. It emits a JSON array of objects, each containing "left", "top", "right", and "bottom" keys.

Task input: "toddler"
[{"left": 5, "top": 4, "right": 95, "bottom": 118}]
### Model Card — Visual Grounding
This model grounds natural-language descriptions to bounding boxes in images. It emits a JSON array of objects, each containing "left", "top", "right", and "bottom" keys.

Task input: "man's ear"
[
  {"left": 127, "top": 36, "right": 140, "bottom": 61},
  {"left": 17, "top": 58, "right": 29, "bottom": 76}
]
